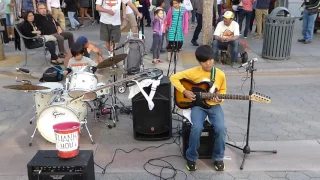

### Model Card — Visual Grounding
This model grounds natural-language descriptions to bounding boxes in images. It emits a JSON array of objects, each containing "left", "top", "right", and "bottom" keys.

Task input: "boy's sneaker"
[
  {"left": 186, "top": 159, "right": 196, "bottom": 171},
  {"left": 213, "top": 161, "right": 225, "bottom": 171}
]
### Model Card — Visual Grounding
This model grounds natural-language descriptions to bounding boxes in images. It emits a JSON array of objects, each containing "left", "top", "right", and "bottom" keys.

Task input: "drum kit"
[{"left": 3, "top": 55, "right": 164, "bottom": 146}]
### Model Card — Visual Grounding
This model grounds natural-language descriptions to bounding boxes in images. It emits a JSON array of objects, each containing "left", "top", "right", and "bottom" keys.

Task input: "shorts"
[
  {"left": 166, "top": 41, "right": 183, "bottom": 52},
  {"left": 100, "top": 23, "right": 121, "bottom": 43},
  {"left": 6, "top": 13, "right": 14, "bottom": 27},
  {"left": 126, "top": 13, "right": 137, "bottom": 27}
]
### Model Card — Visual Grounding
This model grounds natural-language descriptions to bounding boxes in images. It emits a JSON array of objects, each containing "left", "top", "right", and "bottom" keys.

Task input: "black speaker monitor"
[
  {"left": 27, "top": 150, "right": 95, "bottom": 180},
  {"left": 132, "top": 76, "right": 172, "bottom": 140}
]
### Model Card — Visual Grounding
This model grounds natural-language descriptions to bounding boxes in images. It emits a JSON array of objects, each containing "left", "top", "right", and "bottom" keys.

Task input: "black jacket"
[
  {"left": 20, "top": 21, "right": 40, "bottom": 48},
  {"left": 305, "top": 0, "right": 320, "bottom": 15},
  {"left": 34, "top": 14, "right": 60, "bottom": 35}
]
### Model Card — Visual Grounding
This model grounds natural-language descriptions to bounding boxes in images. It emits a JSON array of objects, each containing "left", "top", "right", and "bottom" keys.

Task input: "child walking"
[
  {"left": 152, "top": 9, "right": 165, "bottom": 64},
  {"left": 165, "top": 0, "right": 188, "bottom": 62}
]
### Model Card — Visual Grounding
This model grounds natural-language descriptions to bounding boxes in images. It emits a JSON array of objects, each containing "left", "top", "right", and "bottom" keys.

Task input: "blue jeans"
[
  {"left": 151, "top": 34, "right": 164, "bottom": 51},
  {"left": 212, "top": 39, "right": 239, "bottom": 63},
  {"left": 238, "top": 10, "right": 252, "bottom": 37},
  {"left": 302, "top": 10, "right": 317, "bottom": 41},
  {"left": 186, "top": 105, "right": 226, "bottom": 162},
  {"left": 152, "top": 33, "right": 163, "bottom": 59},
  {"left": 68, "top": 11, "right": 80, "bottom": 29},
  {"left": 191, "top": 9, "right": 196, "bottom": 24}
]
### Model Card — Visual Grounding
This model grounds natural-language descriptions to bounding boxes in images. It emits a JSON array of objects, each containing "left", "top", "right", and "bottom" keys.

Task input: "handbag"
[{"left": 43, "top": 35, "right": 57, "bottom": 42}]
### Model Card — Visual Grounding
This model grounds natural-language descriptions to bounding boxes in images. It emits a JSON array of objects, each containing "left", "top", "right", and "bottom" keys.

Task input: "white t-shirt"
[
  {"left": 96, "top": 0, "right": 129, "bottom": 25},
  {"left": 126, "top": 5, "right": 133, "bottom": 14},
  {"left": 68, "top": 56, "right": 97, "bottom": 73},
  {"left": 214, "top": 21, "right": 240, "bottom": 38}
]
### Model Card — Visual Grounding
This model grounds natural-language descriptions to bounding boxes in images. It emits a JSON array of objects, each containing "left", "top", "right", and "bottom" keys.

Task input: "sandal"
[{"left": 157, "top": 59, "right": 163, "bottom": 63}]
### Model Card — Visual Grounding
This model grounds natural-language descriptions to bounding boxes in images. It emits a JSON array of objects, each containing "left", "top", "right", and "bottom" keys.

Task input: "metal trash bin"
[{"left": 262, "top": 7, "right": 295, "bottom": 60}]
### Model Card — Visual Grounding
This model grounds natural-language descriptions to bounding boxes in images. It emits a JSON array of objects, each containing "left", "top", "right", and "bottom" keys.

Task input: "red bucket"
[{"left": 53, "top": 122, "right": 80, "bottom": 159}]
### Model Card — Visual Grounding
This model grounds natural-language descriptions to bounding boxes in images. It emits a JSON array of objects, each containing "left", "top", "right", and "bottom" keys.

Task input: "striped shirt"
[{"left": 167, "top": 6, "right": 185, "bottom": 42}]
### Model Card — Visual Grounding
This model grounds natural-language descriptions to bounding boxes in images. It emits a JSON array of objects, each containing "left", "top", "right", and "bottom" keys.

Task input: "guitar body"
[{"left": 174, "top": 79, "right": 212, "bottom": 109}]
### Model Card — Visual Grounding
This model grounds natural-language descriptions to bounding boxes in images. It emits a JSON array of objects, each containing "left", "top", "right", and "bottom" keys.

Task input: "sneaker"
[
  {"left": 68, "top": 28, "right": 76, "bottom": 31},
  {"left": 186, "top": 159, "right": 196, "bottom": 171},
  {"left": 231, "top": 62, "right": 237, "bottom": 68},
  {"left": 191, "top": 40, "right": 199, "bottom": 46},
  {"left": 91, "top": 20, "right": 95, "bottom": 26},
  {"left": 79, "top": 24, "right": 84, "bottom": 28},
  {"left": 213, "top": 161, "right": 225, "bottom": 171},
  {"left": 304, "top": 40, "right": 312, "bottom": 44},
  {"left": 298, "top": 39, "right": 305, "bottom": 42}
]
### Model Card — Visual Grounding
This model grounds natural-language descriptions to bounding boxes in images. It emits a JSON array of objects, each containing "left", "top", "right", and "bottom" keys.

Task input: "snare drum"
[
  {"left": 96, "top": 82, "right": 110, "bottom": 98},
  {"left": 34, "top": 82, "right": 64, "bottom": 115},
  {"left": 37, "top": 93, "right": 87, "bottom": 143},
  {"left": 68, "top": 72, "right": 98, "bottom": 101}
]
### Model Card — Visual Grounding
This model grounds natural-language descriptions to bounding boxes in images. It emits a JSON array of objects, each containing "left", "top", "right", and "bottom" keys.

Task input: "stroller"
[{"left": 118, "top": 20, "right": 146, "bottom": 94}]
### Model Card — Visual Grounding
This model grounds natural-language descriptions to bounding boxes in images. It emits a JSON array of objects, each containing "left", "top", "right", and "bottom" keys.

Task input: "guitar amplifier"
[
  {"left": 182, "top": 121, "right": 215, "bottom": 159},
  {"left": 27, "top": 150, "right": 95, "bottom": 180}
]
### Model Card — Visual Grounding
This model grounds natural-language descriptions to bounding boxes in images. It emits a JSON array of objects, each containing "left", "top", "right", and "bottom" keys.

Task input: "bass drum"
[{"left": 36, "top": 94, "right": 87, "bottom": 143}]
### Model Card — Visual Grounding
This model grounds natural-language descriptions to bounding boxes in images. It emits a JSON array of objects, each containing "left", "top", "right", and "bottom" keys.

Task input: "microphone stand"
[
  {"left": 226, "top": 60, "right": 277, "bottom": 170},
  {"left": 166, "top": 6, "right": 186, "bottom": 121}
]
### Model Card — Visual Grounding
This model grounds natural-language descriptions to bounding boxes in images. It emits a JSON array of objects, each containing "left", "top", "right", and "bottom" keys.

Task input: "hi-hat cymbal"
[
  {"left": 96, "top": 54, "right": 127, "bottom": 69},
  {"left": 3, "top": 84, "right": 50, "bottom": 91}
]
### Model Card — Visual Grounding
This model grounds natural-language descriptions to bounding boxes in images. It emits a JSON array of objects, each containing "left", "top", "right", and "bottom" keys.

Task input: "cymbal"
[
  {"left": 3, "top": 84, "right": 50, "bottom": 91},
  {"left": 97, "top": 68, "right": 126, "bottom": 76},
  {"left": 97, "top": 54, "right": 127, "bottom": 69}
]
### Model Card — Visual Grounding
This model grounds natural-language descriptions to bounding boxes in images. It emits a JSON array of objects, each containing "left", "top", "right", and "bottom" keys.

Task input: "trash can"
[{"left": 262, "top": 7, "right": 295, "bottom": 60}]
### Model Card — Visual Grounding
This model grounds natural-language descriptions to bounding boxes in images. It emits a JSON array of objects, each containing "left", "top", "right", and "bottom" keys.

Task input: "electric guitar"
[{"left": 174, "top": 79, "right": 271, "bottom": 109}]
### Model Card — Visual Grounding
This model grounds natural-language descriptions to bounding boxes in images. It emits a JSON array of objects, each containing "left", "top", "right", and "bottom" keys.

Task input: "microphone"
[
  {"left": 16, "top": 68, "right": 30, "bottom": 73},
  {"left": 238, "top": 58, "right": 258, "bottom": 68}
]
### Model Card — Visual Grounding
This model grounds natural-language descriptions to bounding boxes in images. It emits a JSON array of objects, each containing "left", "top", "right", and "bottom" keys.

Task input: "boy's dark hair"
[
  {"left": 156, "top": 0, "right": 164, "bottom": 7},
  {"left": 195, "top": 45, "right": 214, "bottom": 62},
  {"left": 71, "top": 42, "right": 85, "bottom": 57}
]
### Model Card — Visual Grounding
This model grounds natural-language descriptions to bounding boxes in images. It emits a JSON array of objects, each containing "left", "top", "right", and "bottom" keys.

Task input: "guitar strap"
[{"left": 210, "top": 67, "right": 216, "bottom": 84}]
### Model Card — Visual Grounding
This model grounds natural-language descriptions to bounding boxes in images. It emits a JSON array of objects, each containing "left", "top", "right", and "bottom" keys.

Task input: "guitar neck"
[{"left": 201, "top": 93, "right": 250, "bottom": 100}]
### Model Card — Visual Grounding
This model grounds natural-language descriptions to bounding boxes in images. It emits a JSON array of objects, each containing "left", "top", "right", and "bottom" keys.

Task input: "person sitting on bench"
[{"left": 212, "top": 11, "right": 239, "bottom": 68}]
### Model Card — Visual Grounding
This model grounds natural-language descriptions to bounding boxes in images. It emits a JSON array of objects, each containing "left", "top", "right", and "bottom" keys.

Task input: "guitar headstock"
[
  {"left": 250, "top": 93, "right": 271, "bottom": 103},
  {"left": 127, "top": 68, "right": 163, "bottom": 87}
]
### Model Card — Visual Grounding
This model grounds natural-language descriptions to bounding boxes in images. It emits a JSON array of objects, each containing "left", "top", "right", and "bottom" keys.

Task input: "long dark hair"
[{"left": 23, "top": 11, "right": 34, "bottom": 21}]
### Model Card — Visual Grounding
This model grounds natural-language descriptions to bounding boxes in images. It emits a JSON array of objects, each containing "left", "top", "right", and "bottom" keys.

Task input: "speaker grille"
[{"left": 132, "top": 76, "right": 172, "bottom": 140}]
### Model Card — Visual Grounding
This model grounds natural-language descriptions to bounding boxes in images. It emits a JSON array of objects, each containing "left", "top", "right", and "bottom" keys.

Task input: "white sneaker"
[{"left": 108, "top": 51, "right": 114, "bottom": 57}]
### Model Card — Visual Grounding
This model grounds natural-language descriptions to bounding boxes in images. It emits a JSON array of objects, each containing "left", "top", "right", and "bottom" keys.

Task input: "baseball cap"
[
  {"left": 76, "top": 36, "right": 88, "bottom": 45},
  {"left": 223, "top": 11, "right": 234, "bottom": 19}
]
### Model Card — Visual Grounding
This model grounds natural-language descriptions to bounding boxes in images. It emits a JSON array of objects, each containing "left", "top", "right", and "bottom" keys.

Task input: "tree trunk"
[{"left": 202, "top": 0, "right": 214, "bottom": 45}]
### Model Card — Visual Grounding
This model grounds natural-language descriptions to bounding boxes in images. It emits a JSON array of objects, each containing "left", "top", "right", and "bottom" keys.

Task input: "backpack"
[{"left": 39, "top": 66, "right": 63, "bottom": 82}]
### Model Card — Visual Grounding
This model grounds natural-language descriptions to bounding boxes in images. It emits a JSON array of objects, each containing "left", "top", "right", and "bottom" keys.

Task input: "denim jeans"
[
  {"left": 212, "top": 39, "right": 239, "bottom": 63},
  {"left": 68, "top": 11, "right": 80, "bottom": 29},
  {"left": 238, "top": 10, "right": 252, "bottom": 37},
  {"left": 152, "top": 33, "right": 163, "bottom": 59},
  {"left": 302, "top": 9, "right": 317, "bottom": 41},
  {"left": 151, "top": 34, "right": 164, "bottom": 51},
  {"left": 191, "top": 9, "right": 196, "bottom": 24},
  {"left": 186, "top": 105, "right": 226, "bottom": 162}
]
